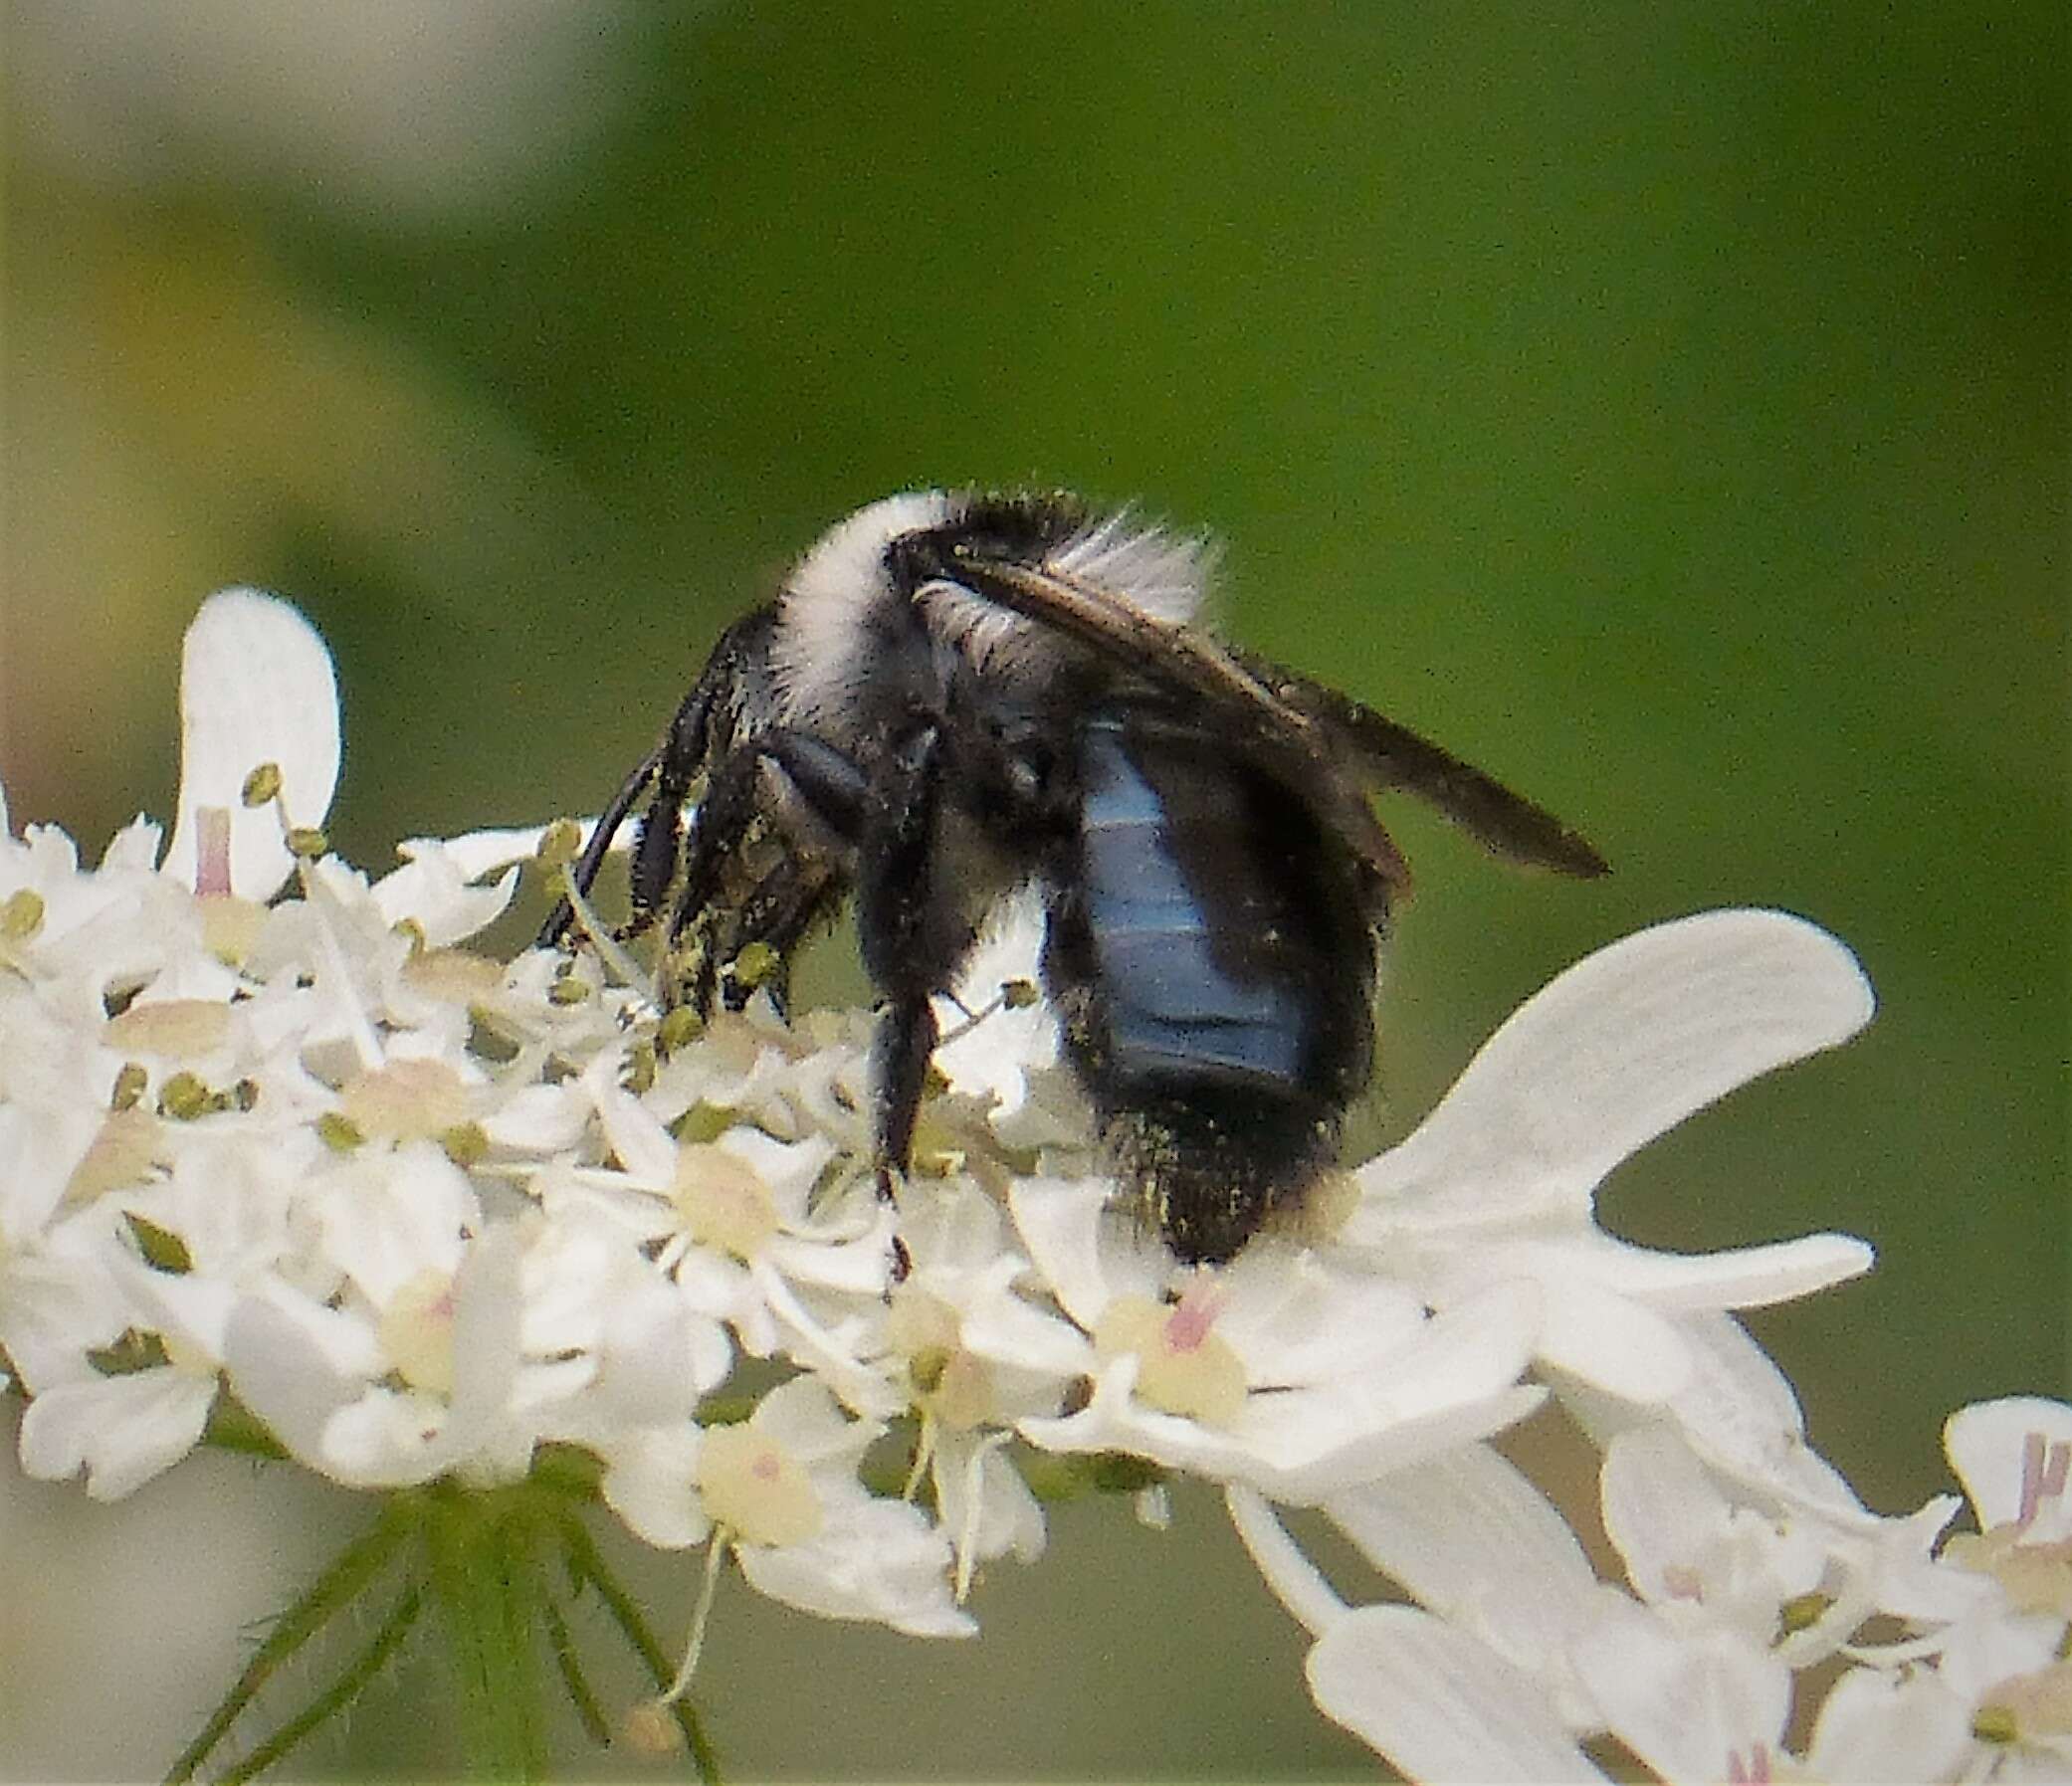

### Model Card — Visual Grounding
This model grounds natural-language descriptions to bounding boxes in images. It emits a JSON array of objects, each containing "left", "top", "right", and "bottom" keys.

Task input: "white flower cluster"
[{"left": 3, "top": 591, "right": 2061, "bottom": 1777}]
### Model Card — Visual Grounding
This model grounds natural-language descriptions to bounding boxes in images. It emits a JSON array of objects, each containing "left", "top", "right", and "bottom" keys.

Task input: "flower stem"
[
  {"left": 423, "top": 1487, "right": 548, "bottom": 1782},
  {"left": 556, "top": 1509, "right": 722, "bottom": 1782},
  {"left": 218, "top": 1582, "right": 425, "bottom": 1786}
]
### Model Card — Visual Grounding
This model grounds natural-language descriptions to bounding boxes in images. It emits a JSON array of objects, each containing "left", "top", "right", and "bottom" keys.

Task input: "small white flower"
[
  {"left": 573, "top": 1062, "right": 898, "bottom": 1413},
  {"left": 721, "top": 1378, "right": 975, "bottom": 1638},
  {"left": 602, "top": 1378, "right": 975, "bottom": 1639},
  {"left": 1010, "top": 1174, "right": 1545, "bottom": 1501}
]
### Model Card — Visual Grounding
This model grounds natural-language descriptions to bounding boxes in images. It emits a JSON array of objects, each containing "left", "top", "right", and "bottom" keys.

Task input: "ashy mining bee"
[{"left": 541, "top": 491, "right": 1605, "bottom": 1263}]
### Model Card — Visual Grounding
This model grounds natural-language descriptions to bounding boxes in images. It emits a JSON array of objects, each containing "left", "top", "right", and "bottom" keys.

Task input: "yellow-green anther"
[
  {"left": 241, "top": 762, "right": 283, "bottom": 806},
  {"left": 440, "top": 1122, "right": 490, "bottom": 1167},
  {"left": 548, "top": 976, "right": 590, "bottom": 1006},
  {"left": 110, "top": 1062, "right": 149, "bottom": 1111},
  {"left": 1002, "top": 977, "right": 1040, "bottom": 1009},
  {"left": 316, "top": 1111, "right": 364, "bottom": 1151},
  {"left": 658, "top": 1006, "right": 703, "bottom": 1055},
  {"left": 287, "top": 827, "right": 328, "bottom": 860},
  {"left": 1776, "top": 1591, "right": 1831, "bottom": 1636},
  {"left": 623, "top": 1041, "right": 658, "bottom": 1095},
  {"left": 731, "top": 941, "right": 779, "bottom": 988},
  {"left": 1972, "top": 1703, "right": 2018, "bottom": 1745},
  {"left": 158, "top": 1072, "right": 214, "bottom": 1120},
  {"left": 536, "top": 818, "right": 582, "bottom": 867},
  {"left": 1, "top": 888, "right": 46, "bottom": 940}
]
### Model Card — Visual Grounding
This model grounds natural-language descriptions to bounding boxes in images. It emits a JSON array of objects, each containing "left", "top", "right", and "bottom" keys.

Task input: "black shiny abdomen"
[{"left": 1044, "top": 711, "right": 1379, "bottom": 1261}]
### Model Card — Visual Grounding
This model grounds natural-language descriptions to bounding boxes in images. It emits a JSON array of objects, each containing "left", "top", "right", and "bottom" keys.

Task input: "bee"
[{"left": 541, "top": 491, "right": 1606, "bottom": 1264}]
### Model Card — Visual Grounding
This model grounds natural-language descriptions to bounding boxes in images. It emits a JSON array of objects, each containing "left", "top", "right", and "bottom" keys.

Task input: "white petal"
[
  {"left": 737, "top": 1494, "right": 976, "bottom": 1639},
  {"left": 1570, "top": 1600, "right": 1788, "bottom": 1781},
  {"left": 599, "top": 1425, "right": 711, "bottom": 1549},
  {"left": 372, "top": 845, "right": 520, "bottom": 947},
  {"left": 1471, "top": 1228, "right": 1876, "bottom": 1313},
  {"left": 314, "top": 1142, "right": 479, "bottom": 1308},
  {"left": 933, "top": 1430, "right": 1047, "bottom": 1569},
  {"left": 223, "top": 1292, "right": 377, "bottom": 1474},
  {"left": 1804, "top": 1663, "right": 1973, "bottom": 1781},
  {"left": 480, "top": 1083, "right": 592, "bottom": 1152},
  {"left": 1599, "top": 1425, "right": 1732, "bottom": 1600},
  {"left": 1007, "top": 1173, "right": 1160, "bottom": 1328},
  {"left": 443, "top": 1225, "right": 525, "bottom": 1444},
  {"left": 1213, "top": 1246, "right": 1428, "bottom": 1386},
  {"left": 400, "top": 824, "right": 567, "bottom": 883},
  {"left": 1667, "top": 1312, "right": 1872, "bottom": 1519},
  {"left": 162, "top": 589, "right": 340, "bottom": 900},
  {"left": 1935, "top": 1607, "right": 2067, "bottom": 1702},
  {"left": 17, "top": 1367, "right": 217, "bottom": 1499},
  {"left": 585, "top": 1061, "right": 678, "bottom": 1188},
  {"left": 1306, "top": 1606, "right": 1608, "bottom": 1782},
  {"left": 1353, "top": 909, "right": 1874, "bottom": 1229},
  {"left": 1945, "top": 1396, "right": 2072, "bottom": 1539},
  {"left": 1538, "top": 1277, "right": 1695, "bottom": 1402},
  {"left": 1326, "top": 1443, "right": 1610, "bottom": 1710},
  {"left": 1226, "top": 1484, "right": 1348, "bottom": 1636}
]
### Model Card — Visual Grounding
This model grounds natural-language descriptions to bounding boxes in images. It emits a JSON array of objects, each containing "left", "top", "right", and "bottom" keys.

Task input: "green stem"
[
  {"left": 539, "top": 1585, "right": 612, "bottom": 1749},
  {"left": 423, "top": 1488, "right": 547, "bottom": 1782},
  {"left": 556, "top": 1511, "right": 722, "bottom": 1782},
  {"left": 218, "top": 1582, "right": 425, "bottom": 1786}
]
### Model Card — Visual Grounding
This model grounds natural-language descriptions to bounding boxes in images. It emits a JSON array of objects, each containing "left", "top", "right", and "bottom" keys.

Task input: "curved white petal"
[
  {"left": 1007, "top": 1174, "right": 1161, "bottom": 1328},
  {"left": 406, "top": 823, "right": 573, "bottom": 883},
  {"left": 736, "top": 1494, "right": 976, "bottom": 1639},
  {"left": 1538, "top": 1277, "right": 1694, "bottom": 1402},
  {"left": 163, "top": 589, "right": 340, "bottom": 900},
  {"left": 1569, "top": 1602, "right": 1789, "bottom": 1782},
  {"left": 1306, "top": 1605, "right": 1608, "bottom": 1782},
  {"left": 1804, "top": 1664, "right": 1972, "bottom": 1781},
  {"left": 598, "top": 1424, "right": 711, "bottom": 1549},
  {"left": 17, "top": 1367, "right": 217, "bottom": 1500},
  {"left": 1327, "top": 1443, "right": 1610, "bottom": 1711},
  {"left": 1352, "top": 909, "right": 1874, "bottom": 1229},
  {"left": 373, "top": 843, "right": 521, "bottom": 947},
  {"left": 1945, "top": 1396, "right": 2072, "bottom": 1539}
]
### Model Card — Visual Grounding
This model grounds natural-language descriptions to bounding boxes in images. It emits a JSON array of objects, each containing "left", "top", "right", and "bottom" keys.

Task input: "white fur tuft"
[
  {"left": 770, "top": 492, "right": 1218, "bottom": 727},
  {"left": 772, "top": 490, "right": 954, "bottom": 722},
  {"left": 1049, "top": 509, "right": 1216, "bottom": 625}
]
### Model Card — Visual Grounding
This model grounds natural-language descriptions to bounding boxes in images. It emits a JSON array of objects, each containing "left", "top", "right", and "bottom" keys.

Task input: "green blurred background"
[{"left": 2, "top": 3, "right": 2063, "bottom": 1778}]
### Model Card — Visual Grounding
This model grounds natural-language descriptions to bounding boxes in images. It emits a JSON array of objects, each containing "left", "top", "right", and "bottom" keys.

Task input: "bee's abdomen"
[{"left": 1044, "top": 714, "right": 1377, "bottom": 1259}]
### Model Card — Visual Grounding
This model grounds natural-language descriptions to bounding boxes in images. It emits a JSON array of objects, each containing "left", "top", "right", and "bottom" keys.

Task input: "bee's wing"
[
  {"left": 1241, "top": 661, "right": 1609, "bottom": 878},
  {"left": 954, "top": 550, "right": 1605, "bottom": 882},
  {"left": 955, "top": 553, "right": 1411, "bottom": 887}
]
